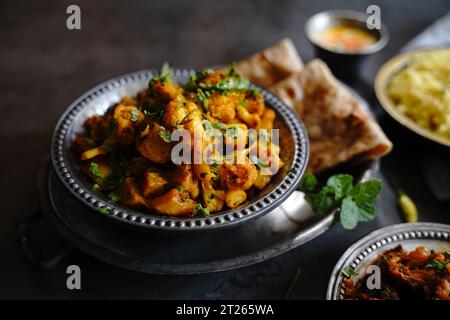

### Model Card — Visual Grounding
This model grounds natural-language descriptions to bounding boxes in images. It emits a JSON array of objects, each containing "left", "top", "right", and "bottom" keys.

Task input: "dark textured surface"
[{"left": 1, "top": 0, "right": 449, "bottom": 299}]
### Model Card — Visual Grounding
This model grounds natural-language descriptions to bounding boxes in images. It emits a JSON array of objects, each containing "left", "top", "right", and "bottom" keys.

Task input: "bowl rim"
[
  {"left": 375, "top": 47, "right": 450, "bottom": 148},
  {"left": 305, "top": 9, "right": 389, "bottom": 56},
  {"left": 51, "top": 68, "right": 310, "bottom": 231}
]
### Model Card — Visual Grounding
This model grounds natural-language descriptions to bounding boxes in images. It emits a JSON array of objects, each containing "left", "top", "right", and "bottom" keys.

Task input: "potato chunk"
[
  {"left": 237, "top": 104, "right": 261, "bottom": 128},
  {"left": 118, "top": 177, "right": 147, "bottom": 208},
  {"left": 173, "top": 164, "right": 200, "bottom": 199},
  {"left": 225, "top": 189, "right": 247, "bottom": 208},
  {"left": 141, "top": 170, "right": 168, "bottom": 198},
  {"left": 136, "top": 123, "right": 173, "bottom": 164},
  {"left": 201, "top": 181, "right": 225, "bottom": 212},
  {"left": 149, "top": 188, "right": 196, "bottom": 216}
]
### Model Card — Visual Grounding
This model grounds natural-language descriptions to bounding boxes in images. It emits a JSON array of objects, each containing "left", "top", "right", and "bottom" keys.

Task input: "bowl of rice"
[{"left": 375, "top": 47, "right": 450, "bottom": 147}]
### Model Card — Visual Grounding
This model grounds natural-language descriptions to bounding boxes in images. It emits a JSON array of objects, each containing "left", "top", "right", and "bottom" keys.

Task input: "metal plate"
[
  {"left": 51, "top": 69, "right": 309, "bottom": 231},
  {"left": 326, "top": 222, "right": 450, "bottom": 300},
  {"left": 40, "top": 157, "right": 376, "bottom": 275}
]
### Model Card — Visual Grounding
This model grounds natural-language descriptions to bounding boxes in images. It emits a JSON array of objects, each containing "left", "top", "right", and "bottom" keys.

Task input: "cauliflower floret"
[
  {"left": 219, "top": 157, "right": 257, "bottom": 190},
  {"left": 208, "top": 92, "right": 236, "bottom": 123},
  {"left": 151, "top": 79, "right": 181, "bottom": 102}
]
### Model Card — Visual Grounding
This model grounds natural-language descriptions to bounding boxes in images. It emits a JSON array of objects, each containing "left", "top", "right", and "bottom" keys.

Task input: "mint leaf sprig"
[{"left": 298, "top": 173, "right": 382, "bottom": 230}]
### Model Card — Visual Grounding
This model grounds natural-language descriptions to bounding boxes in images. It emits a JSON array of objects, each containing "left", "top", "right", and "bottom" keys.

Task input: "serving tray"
[{"left": 25, "top": 157, "right": 376, "bottom": 274}]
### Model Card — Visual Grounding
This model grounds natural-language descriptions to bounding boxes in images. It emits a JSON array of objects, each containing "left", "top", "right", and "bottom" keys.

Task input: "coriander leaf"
[
  {"left": 202, "top": 119, "right": 213, "bottom": 135},
  {"left": 158, "top": 128, "right": 172, "bottom": 143},
  {"left": 197, "top": 89, "right": 209, "bottom": 110},
  {"left": 211, "top": 161, "right": 219, "bottom": 175},
  {"left": 108, "top": 192, "right": 120, "bottom": 202},
  {"left": 141, "top": 105, "right": 164, "bottom": 121},
  {"left": 425, "top": 259, "right": 448, "bottom": 270},
  {"left": 89, "top": 162, "right": 103, "bottom": 179},
  {"left": 326, "top": 174, "right": 353, "bottom": 201},
  {"left": 199, "top": 75, "right": 249, "bottom": 93},
  {"left": 131, "top": 107, "right": 140, "bottom": 122},
  {"left": 343, "top": 266, "right": 358, "bottom": 277},
  {"left": 212, "top": 121, "right": 227, "bottom": 130},
  {"left": 226, "top": 126, "right": 238, "bottom": 138},
  {"left": 184, "top": 69, "right": 211, "bottom": 91},
  {"left": 99, "top": 207, "right": 111, "bottom": 215},
  {"left": 175, "top": 184, "right": 184, "bottom": 193},
  {"left": 93, "top": 183, "right": 102, "bottom": 191},
  {"left": 340, "top": 196, "right": 360, "bottom": 230},
  {"left": 159, "top": 62, "right": 172, "bottom": 82},
  {"left": 192, "top": 203, "right": 210, "bottom": 217},
  {"left": 298, "top": 172, "right": 317, "bottom": 192},
  {"left": 249, "top": 155, "right": 269, "bottom": 170},
  {"left": 239, "top": 99, "right": 249, "bottom": 108},
  {"left": 285, "top": 167, "right": 296, "bottom": 174},
  {"left": 251, "top": 88, "right": 260, "bottom": 99}
]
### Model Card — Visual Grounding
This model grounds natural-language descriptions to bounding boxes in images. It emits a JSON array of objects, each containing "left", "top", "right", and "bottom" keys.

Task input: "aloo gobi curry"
[{"left": 73, "top": 63, "right": 284, "bottom": 217}]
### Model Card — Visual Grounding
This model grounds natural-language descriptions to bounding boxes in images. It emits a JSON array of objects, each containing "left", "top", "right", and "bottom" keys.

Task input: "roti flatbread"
[
  {"left": 236, "top": 38, "right": 303, "bottom": 88},
  {"left": 289, "top": 59, "right": 392, "bottom": 173}
]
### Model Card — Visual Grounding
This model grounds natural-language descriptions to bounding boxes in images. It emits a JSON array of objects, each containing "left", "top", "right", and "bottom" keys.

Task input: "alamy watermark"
[{"left": 66, "top": 5, "right": 81, "bottom": 30}]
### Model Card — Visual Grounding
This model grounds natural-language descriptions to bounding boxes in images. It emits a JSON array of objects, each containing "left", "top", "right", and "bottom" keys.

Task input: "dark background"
[{"left": 1, "top": 0, "right": 449, "bottom": 299}]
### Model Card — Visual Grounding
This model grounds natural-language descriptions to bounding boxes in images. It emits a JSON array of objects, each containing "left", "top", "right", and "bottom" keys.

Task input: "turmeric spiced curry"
[{"left": 73, "top": 63, "right": 284, "bottom": 217}]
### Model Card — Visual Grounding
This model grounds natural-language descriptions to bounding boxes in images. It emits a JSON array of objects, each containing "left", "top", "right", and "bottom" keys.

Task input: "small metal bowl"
[
  {"left": 305, "top": 10, "right": 389, "bottom": 82},
  {"left": 51, "top": 69, "right": 309, "bottom": 232},
  {"left": 327, "top": 222, "right": 450, "bottom": 300}
]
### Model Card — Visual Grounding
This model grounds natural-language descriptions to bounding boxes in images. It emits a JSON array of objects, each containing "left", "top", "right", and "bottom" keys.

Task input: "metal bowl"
[
  {"left": 326, "top": 222, "right": 450, "bottom": 300},
  {"left": 375, "top": 47, "right": 450, "bottom": 148},
  {"left": 305, "top": 10, "right": 389, "bottom": 82},
  {"left": 51, "top": 69, "right": 309, "bottom": 232}
]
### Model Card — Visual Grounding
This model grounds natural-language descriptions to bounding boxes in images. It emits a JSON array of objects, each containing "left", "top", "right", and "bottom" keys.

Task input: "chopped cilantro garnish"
[
  {"left": 158, "top": 128, "right": 172, "bottom": 143},
  {"left": 197, "top": 89, "right": 210, "bottom": 110},
  {"left": 184, "top": 69, "right": 211, "bottom": 91},
  {"left": 159, "top": 62, "right": 173, "bottom": 83},
  {"left": 249, "top": 155, "right": 269, "bottom": 169},
  {"left": 131, "top": 107, "right": 140, "bottom": 122},
  {"left": 93, "top": 183, "right": 102, "bottom": 191},
  {"left": 239, "top": 99, "right": 249, "bottom": 108},
  {"left": 108, "top": 192, "right": 121, "bottom": 202},
  {"left": 141, "top": 105, "right": 164, "bottom": 121},
  {"left": 192, "top": 203, "right": 210, "bottom": 217},
  {"left": 425, "top": 259, "right": 449, "bottom": 270},
  {"left": 202, "top": 119, "right": 213, "bottom": 135},
  {"left": 89, "top": 162, "right": 103, "bottom": 179},
  {"left": 99, "top": 207, "right": 111, "bottom": 215},
  {"left": 212, "top": 121, "right": 227, "bottom": 130},
  {"left": 343, "top": 266, "right": 358, "bottom": 277},
  {"left": 175, "top": 184, "right": 184, "bottom": 193},
  {"left": 226, "top": 126, "right": 239, "bottom": 138},
  {"left": 251, "top": 88, "right": 261, "bottom": 99}
]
